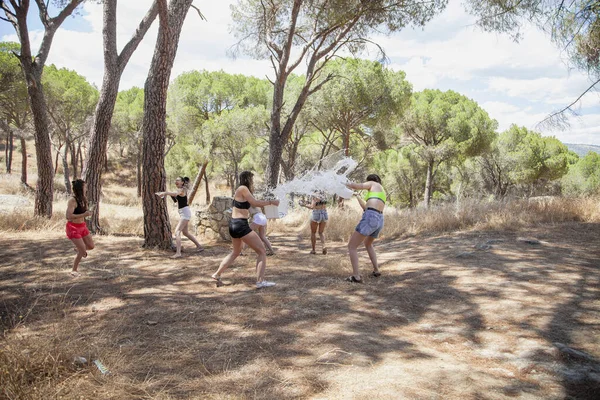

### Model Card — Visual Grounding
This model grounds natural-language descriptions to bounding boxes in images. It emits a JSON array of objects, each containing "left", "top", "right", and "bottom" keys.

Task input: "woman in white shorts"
[
  {"left": 300, "top": 195, "right": 328, "bottom": 255},
  {"left": 244, "top": 206, "right": 275, "bottom": 256},
  {"left": 156, "top": 176, "right": 204, "bottom": 258}
]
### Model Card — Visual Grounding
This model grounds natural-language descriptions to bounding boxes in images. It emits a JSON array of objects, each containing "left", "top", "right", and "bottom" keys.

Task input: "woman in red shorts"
[{"left": 65, "top": 179, "right": 95, "bottom": 276}]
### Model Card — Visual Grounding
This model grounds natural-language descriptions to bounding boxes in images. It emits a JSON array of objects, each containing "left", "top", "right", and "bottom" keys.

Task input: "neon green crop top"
[{"left": 364, "top": 189, "right": 386, "bottom": 203}]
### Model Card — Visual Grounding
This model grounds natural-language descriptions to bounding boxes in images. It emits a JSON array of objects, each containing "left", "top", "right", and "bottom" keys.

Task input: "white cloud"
[
  {"left": 389, "top": 58, "right": 440, "bottom": 90},
  {"left": 487, "top": 75, "right": 593, "bottom": 104}
]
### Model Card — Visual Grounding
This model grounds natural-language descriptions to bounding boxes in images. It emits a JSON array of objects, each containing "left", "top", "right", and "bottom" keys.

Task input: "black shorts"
[{"left": 229, "top": 218, "right": 252, "bottom": 239}]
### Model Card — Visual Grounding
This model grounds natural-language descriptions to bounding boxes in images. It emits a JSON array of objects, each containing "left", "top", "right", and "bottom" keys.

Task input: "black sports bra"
[
  {"left": 73, "top": 200, "right": 87, "bottom": 215},
  {"left": 233, "top": 199, "right": 251, "bottom": 209},
  {"left": 171, "top": 194, "right": 188, "bottom": 209},
  {"left": 315, "top": 200, "right": 327, "bottom": 206}
]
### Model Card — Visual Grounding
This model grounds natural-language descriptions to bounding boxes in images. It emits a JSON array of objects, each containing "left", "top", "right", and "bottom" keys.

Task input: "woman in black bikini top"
[{"left": 212, "top": 171, "right": 280, "bottom": 289}]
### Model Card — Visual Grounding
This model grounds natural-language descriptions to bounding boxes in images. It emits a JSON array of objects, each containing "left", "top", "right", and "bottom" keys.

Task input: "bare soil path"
[{"left": 1, "top": 222, "right": 599, "bottom": 399}]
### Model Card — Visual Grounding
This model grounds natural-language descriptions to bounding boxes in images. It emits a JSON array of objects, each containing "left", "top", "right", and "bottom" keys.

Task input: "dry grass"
[
  {"left": 0, "top": 288, "right": 173, "bottom": 400},
  {"left": 280, "top": 196, "right": 600, "bottom": 244},
  {"left": 3, "top": 173, "right": 600, "bottom": 242},
  {"left": 1, "top": 224, "right": 599, "bottom": 399},
  {"left": 102, "top": 185, "right": 141, "bottom": 208}
]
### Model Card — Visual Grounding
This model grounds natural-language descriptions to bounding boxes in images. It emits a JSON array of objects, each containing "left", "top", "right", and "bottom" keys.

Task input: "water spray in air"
[{"left": 269, "top": 152, "right": 358, "bottom": 217}]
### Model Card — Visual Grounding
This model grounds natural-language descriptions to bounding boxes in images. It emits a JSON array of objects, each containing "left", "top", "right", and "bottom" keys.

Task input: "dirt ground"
[{"left": 1, "top": 222, "right": 599, "bottom": 399}]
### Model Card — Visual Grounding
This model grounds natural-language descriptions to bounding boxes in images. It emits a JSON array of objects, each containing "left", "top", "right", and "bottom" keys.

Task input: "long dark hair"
[
  {"left": 178, "top": 176, "right": 190, "bottom": 189},
  {"left": 366, "top": 174, "right": 381, "bottom": 184},
  {"left": 72, "top": 179, "right": 87, "bottom": 209},
  {"left": 239, "top": 171, "right": 254, "bottom": 193}
]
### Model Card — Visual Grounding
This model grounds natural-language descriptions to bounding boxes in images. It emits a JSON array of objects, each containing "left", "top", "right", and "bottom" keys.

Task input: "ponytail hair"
[
  {"left": 71, "top": 179, "right": 87, "bottom": 209},
  {"left": 366, "top": 174, "right": 381, "bottom": 184},
  {"left": 239, "top": 171, "right": 254, "bottom": 193},
  {"left": 179, "top": 176, "right": 191, "bottom": 189}
]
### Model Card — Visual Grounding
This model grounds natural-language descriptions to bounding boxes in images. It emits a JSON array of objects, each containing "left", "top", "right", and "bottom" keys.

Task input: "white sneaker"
[{"left": 256, "top": 280, "right": 276, "bottom": 288}]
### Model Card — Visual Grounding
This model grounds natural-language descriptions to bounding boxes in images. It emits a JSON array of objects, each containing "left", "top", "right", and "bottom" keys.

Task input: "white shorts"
[{"left": 178, "top": 206, "right": 192, "bottom": 221}]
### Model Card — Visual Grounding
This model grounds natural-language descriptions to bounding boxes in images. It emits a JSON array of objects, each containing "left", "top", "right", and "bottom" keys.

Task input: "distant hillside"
[{"left": 565, "top": 143, "right": 600, "bottom": 157}]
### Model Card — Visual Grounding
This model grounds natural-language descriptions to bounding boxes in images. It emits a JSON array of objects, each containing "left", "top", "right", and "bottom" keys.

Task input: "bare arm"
[
  {"left": 240, "top": 187, "right": 280, "bottom": 207},
  {"left": 299, "top": 198, "right": 315, "bottom": 209},
  {"left": 346, "top": 181, "right": 373, "bottom": 190},
  {"left": 65, "top": 198, "right": 91, "bottom": 221},
  {"left": 156, "top": 188, "right": 184, "bottom": 198},
  {"left": 355, "top": 193, "right": 366, "bottom": 210}
]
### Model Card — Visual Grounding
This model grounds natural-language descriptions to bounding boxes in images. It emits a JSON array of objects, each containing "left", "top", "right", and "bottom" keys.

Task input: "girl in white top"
[{"left": 156, "top": 176, "right": 204, "bottom": 258}]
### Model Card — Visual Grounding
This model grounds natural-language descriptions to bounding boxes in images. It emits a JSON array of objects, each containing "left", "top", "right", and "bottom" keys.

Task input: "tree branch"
[
  {"left": 34, "top": 0, "right": 84, "bottom": 69},
  {"left": 537, "top": 76, "right": 600, "bottom": 128},
  {"left": 33, "top": 0, "right": 49, "bottom": 27},
  {"left": 0, "top": 1, "right": 17, "bottom": 24},
  {"left": 190, "top": 4, "right": 206, "bottom": 20},
  {"left": 118, "top": 0, "right": 159, "bottom": 73}
]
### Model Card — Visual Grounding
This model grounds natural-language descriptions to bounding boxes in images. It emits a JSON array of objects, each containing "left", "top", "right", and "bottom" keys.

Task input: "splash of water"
[{"left": 272, "top": 156, "right": 358, "bottom": 216}]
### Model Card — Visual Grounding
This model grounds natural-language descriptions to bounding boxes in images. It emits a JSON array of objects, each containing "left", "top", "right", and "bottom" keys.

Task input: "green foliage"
[
  {"left": 499, "top": 125, "right": 569, "bottom": 184},
  {"left": 0, "top": 42, "right": 29, "bottom": 129},
  {"left": 167, "top": 69, "right": 270, "bottom": 133},
  {"left": 400, "top": 89, "right": 497, "bottom": 204},
  {"left": 165, "top": 70, "right": 272, "bottom": 178},
  {"left": 373, "top": 146, "right": 427, "bottom": 207},
  {"left": 201, "top": 106, "right": 269, "bottom": 185},
  {"left": 310, "top": 58, "right": 412, "bottom": 156},
  {"left": 232, "top": 0, "right": 449, "bottom": 59},
  {"left": 114, "top": 87, "right": 144, "bottom": 134},
  {"left": 480, "top": 125, "right": 571, "bottom": 197},
  {"left": 401, "top": 89, "right": 497, "bottom": 159},
  {"left": 42, "top": 64, "right": 98, "bottom": 134},
  {"left": 112, "top": 87, "right": 144, "bottom": 156},
  {"left": 561, "top": 151, "right": 600, "bottom": 196}
]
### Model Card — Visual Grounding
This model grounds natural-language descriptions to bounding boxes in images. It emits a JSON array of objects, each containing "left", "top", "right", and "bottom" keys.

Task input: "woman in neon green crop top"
[{"left": 344, "top": 174, "right": 385, "bottom": 283}]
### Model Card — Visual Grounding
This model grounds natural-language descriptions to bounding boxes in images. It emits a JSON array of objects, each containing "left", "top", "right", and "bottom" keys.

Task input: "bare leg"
[
  {"left": 364, "top": 236, "right": 379, "bottom": 275},
  {"left": 258, "top": 225, "right": 274, "bottom": 255},
  {"left": 310, "top": 221, "right": 318, "bottom": 253},
  {"left": 181, "top": 220, "right": 203, "bottom": 251},
  {"left": 70, "top": 238, "right": 87, "bottom": 273},
  {"left": 318, "top": 221, "right": 327, "bottom": 254},
  {"left": 172, "top": 219, "right": 186, "bottom": 258},
  {"left": 347, "top": 230, "right": 366, "bottom": 280},
  {"left": 241, "top": 231, "right": 268, "bottom": 282},
  {"left": 242, "top": 223, "right": 259, "bottom": 254},
  {"left": 212, "top": 238, "right": 243, "bottom": 279}
]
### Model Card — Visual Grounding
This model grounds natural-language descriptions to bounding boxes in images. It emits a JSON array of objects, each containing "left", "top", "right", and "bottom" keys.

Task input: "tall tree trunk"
[
  {"left": 204, "top": 172, "right": 210, "bottom": 204},
  {"left": 20, "top": 136, "right": 27, "bottom": 185},
  {"left": 424, "top": 159, "right": 434, "bottom": 208},
  {"left": 141, "top": 0, "right": 192, "bottom": 249},
  {"left": 188, "top": 161, "right": 207, "bottom": 205},
  {"left": 136, "top": 151, "right": 142, "bottom": 198},
  {"left": 266, "top": 74, "right": 286, "bottom": 187},
  {"left": 3, "top": 133, "right": 7, "bottom": 171},
  {"left": 3, "top": 0, "right": 84, "bottom": 217},
  {"left": 344, "top": 130, "right": 350, "bottom": 156},
  {"left": 6, "top": 131, "right": 13, "bottom": 173},
  {"left": 62, "top": 135, "right": 71, "bottom": 195},
  {"left": 54, "top": 146, "right": 61, "bottom": 174},
  {"left": 77, "top": 142, "right": 83, "bottom": 177},
  {"left": 83, "top": 0, "right": 158, "bottom": 234},
  {"left": 70, "top": 141, "right": 78, "bottom": 178},
  {"left": 27, "top": 76, "right": 55, "bottom": 217}
]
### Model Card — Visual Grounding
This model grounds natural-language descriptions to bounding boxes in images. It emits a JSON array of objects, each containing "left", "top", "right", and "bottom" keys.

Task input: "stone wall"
[{"left": 196, "top": 196, "right": 233, "bottom": 241}]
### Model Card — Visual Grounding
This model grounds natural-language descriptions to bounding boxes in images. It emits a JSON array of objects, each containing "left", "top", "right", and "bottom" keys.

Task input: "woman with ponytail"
[
  {"left": 156, "top": 176, "right": 204, "bottom": 258},
  {"left": 65, "top": 179, "right": 95, "bottom": 276},
  {"left": 212, "top": 171, "right": 280, "bottom": 289}
]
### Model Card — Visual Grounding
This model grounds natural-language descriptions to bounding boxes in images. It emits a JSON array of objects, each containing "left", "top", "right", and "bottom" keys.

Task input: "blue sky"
[{"left": 1, "top": 0, "right": 599, "bottom": 145}]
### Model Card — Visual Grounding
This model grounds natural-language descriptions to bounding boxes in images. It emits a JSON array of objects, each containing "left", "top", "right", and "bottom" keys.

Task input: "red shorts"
[{"left": 66, "top": 222, "right": 90, "bottom": 240}]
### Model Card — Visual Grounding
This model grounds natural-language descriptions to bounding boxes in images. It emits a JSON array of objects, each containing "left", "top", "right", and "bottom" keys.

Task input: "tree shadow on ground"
[{"left": 1, "top": 222, "right": 599, "bottom": 398}]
